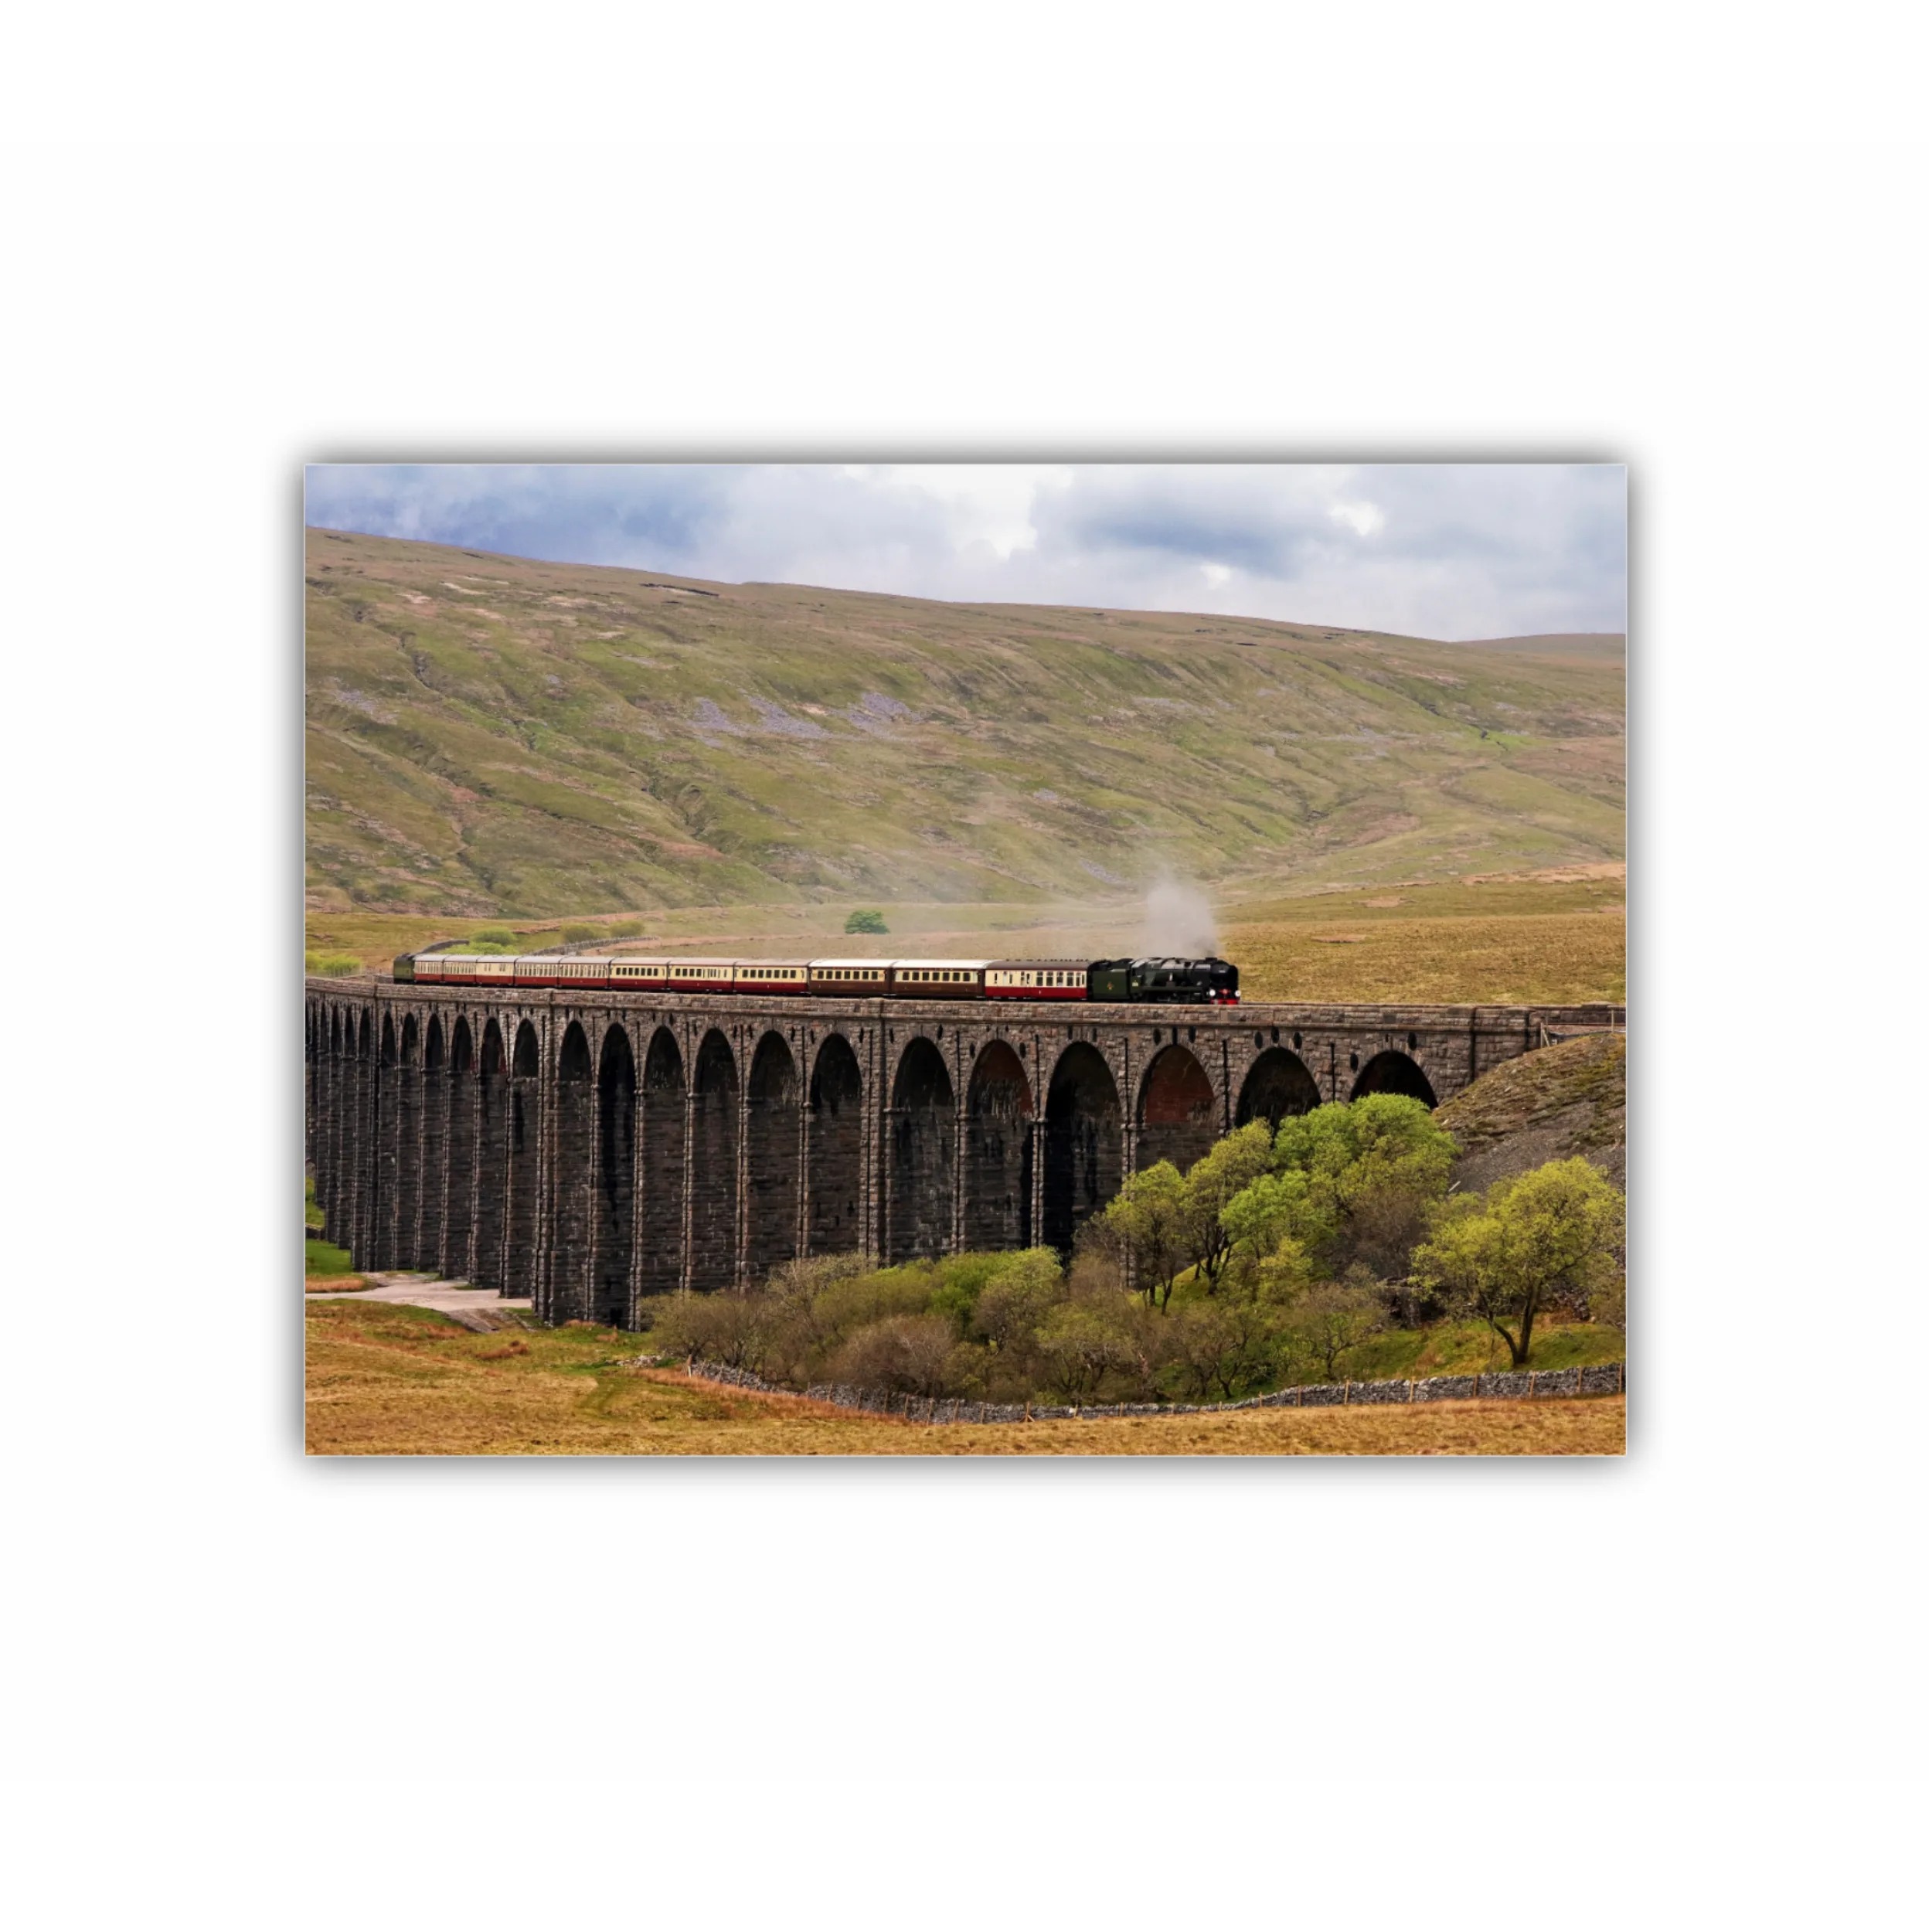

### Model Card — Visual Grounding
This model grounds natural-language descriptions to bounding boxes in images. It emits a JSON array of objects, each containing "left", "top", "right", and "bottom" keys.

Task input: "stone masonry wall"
[{"left": 678, "top": 1355, "right": 1626, "bottom": 1424}]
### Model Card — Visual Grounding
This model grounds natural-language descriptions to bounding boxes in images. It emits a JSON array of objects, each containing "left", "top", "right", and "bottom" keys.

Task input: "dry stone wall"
[
  {"left": 676, "top": 1355, "right": 1625, "bottom": 1424},
  {"left": 305, "top": 978, "right": 1623, "bottom": 1331}
]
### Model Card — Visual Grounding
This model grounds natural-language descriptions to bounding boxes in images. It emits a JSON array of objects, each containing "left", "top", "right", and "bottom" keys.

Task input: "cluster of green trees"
[
  {"left": 1093, "top": 1097, "right": 1623, "bottom": 1389},
  {"left": 647, "top": 1095, "right": 1624, "bottom": 1406}
]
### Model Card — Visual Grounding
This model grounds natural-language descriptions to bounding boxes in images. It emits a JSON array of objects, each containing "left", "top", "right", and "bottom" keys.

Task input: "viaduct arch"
[{"left": 307, "top": 980, "right": 1621, "bottom": 1330}]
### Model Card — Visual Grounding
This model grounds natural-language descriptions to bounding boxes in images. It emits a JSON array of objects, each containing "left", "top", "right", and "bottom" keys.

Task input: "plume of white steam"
[{"left": 1139, "top": 875, "right": 1219, "bottom": 957}]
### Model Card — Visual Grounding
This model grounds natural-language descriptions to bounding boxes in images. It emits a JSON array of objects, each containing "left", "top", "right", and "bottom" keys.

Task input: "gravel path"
[{"left": 308, "top": 1274, "right": 531, "bottom": 1332}]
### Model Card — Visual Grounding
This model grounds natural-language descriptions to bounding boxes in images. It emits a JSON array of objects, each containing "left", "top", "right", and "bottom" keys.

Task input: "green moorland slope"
[{"left": 304, "top": 529, "right": 1624, "bottom": 918}]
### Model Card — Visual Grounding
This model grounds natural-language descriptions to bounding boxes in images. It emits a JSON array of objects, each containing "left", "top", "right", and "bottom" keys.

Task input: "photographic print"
[{"left": 304, "top": 462, "right": 1627, "bottom": 1455}]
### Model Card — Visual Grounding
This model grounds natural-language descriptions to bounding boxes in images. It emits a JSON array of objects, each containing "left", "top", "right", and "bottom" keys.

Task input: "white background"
[{"left": 1, "top": 12, "right": 1927, "bottom": 1927}]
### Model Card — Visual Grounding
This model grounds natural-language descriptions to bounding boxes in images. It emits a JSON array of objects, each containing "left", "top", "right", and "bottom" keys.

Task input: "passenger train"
[{"left": 393, "top": 952, "right": 1240, "bottom": 1004}]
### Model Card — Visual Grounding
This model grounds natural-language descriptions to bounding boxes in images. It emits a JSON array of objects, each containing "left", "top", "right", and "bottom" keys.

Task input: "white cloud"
[
  {"left": 839, "top": 463, "right": 1068, "bottom": 560},
  {"left": 303, "top": 462, "right": 1627, "bottom": 639},
  {"left": 1328, "top": 498, "right": 1386, "bottom": 538}
]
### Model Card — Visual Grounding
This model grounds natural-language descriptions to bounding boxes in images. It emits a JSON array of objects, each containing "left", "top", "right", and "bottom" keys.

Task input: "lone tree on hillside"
[
  {"left": 844, "top": 910, "right": 889, "bottom": 934},
  {"left": 1412, "top": 1157, "right": 1625, "bottom": 1368}
]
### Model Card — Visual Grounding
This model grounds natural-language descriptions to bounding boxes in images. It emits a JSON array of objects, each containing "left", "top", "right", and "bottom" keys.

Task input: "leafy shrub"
[
  {"left": 609, "top": 918, "right": 644, "bottom": 937},
  {"left": 560, "top": 922, "right": 600, "bottom": 943},
  {"left": 1280, "top": 1269, "right": 1387, "bottom": 1383},
  {"left": 843, "top": 909, "right": 888, "bottom": 934},
  {"left": 923, "top": 1250, "right": 1024, "bottom": 1335},
  {"left": 648, "top": 1290, "right": 779, "bottom": 1373},
  {"left": 1035, "top": 1303, "right": 1137, "bottom": 1403},
  {"left": 809, "top": 1265, "right": 940, "bottom": 1342},
  {"left": 473, "top": 926, "right": 515, "bottom": 945},
  {"left": 305, "top": 951, "right": 362, "bottom": 977},
  {"left": 827, "top": 1315, "right": 971, "bottom": 1397}
]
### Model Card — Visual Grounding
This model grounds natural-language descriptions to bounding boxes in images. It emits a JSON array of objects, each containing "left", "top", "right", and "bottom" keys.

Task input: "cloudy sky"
[{"left": 304, "top": 463, "right": 1624, "bottom": 641}]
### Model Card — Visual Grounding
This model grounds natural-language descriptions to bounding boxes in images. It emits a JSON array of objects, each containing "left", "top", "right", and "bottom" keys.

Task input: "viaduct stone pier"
[{"left": 304, "top": 978, "right": 1623, "bottom": 1328}]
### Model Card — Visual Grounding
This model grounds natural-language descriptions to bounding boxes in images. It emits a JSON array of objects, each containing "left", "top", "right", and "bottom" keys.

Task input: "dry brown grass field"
[
  {"left": 306, "top": 871, "right": 1624, "bottom": 1006},
  {"left": 305, "top": 1301, "right": 1624, "bottom": 1457}
]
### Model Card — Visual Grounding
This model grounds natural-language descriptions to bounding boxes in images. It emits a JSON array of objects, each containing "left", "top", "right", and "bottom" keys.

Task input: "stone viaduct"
[{"left": 304, "top": 978, "right": 1623, "bottom": 1328}]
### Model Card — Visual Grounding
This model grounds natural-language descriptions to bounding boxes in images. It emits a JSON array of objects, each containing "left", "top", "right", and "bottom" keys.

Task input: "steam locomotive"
[{"left": 393, "top": 952, "right": 1240, "bottom": 1004}]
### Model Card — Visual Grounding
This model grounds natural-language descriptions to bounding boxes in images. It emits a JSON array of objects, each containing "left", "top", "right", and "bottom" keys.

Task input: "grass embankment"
[
  {"left": 305, "top": 528, "right": 1622, "bottom": 917},
  {"left": 1302, "top": 1315, "right": 1622, "bottom": 1381},
  {"left": 304, "top": 1301, "right": 1624, "bottom": 1456},
  {"left": 1437, "top": 1029, "right": 1626, "bottom": 1190},
  {"left": 305, "top": 875, "right": 1624, "bottom": 1006},
  {"left": 304, "top": 1176, "right": 362, "bottom": 1287}
]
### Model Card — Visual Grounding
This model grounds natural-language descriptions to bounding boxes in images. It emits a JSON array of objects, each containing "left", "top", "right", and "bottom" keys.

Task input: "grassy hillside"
[
  {"left": 304, "top": 529, "right": 1624, "bottom": 918},
  {"left": 1436, "top": 1030, "right": 1627, "bottom": 1190}
]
